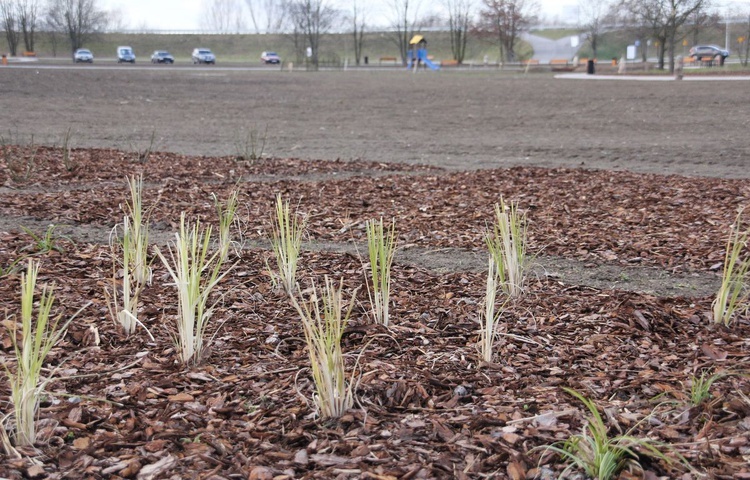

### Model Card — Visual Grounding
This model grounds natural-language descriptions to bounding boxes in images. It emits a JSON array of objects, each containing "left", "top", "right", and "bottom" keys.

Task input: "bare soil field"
[{"left": 0, "top": 67, "right": 749, "bottom": 479}]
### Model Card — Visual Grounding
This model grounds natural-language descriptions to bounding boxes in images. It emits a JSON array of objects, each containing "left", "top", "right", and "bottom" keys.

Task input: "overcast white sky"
[{"left": 101, "top": 0, "right": 578, "bottom": 32}]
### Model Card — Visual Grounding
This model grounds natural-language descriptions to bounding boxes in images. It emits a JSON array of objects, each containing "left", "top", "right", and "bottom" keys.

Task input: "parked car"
[
  {"left": 73, "top": 48, "right": 94, "bottom": 63},
  {"left": 689, "top": 45, "right": 729, "bottom": 60},
  {"left": 117, "top": 46, "right": 136, "bottom": 63},
  {"left": 192, "top": 48, "right": 216, "bottom": 64},
  {"left": 151, "top": 50, "right": 175, "bottom": 64},
  {"left": 261, "top": 51, "right": 281, "bottom": 64}
]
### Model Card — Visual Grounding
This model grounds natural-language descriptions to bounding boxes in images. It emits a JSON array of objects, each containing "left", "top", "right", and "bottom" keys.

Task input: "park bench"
[
  {"left": 700, "top": 56, "right": 716, "bottom": 67},
  {"left": 441, "top": 59, "right": 459, "bottom": 67},
  {"left": 379, "top": 56, "right": 398, "bottom": 65},
  {"left": 521, "top": 59, "right": 540, "bottom": 66},
  {"left": 22, "top": 51, "right": 36, "bottom": 57},
  {"left": 549, "top": 58, "right": 571, "bottom": 67}
]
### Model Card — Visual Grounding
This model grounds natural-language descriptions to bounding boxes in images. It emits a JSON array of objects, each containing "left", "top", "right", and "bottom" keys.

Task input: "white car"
[
  {"left": 192, "top": 48, "right": 216, "bottom": 64},
  {"left": 73, "top": 48, "right": 94, "bottom": 63}
]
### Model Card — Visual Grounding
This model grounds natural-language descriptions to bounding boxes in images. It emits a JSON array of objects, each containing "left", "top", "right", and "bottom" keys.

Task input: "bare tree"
[
  {"left": 287, "top": 0, "right": 339, "bottom": 70},
  {"left": 202, "top": 0, "right": 245, "bottom": 33},
  {"left": 445, "top": 0, "right": 472, "bottom": 63},
  {"left": 578, "top": 0, "right": 615, "bottom": 59},
  {"left": 1, "top": 0, "right": 21, "bottom": 56},
  {"left": 475, "top": 0, "right": 537, "bottom": 63},
  {"left": 387, "top": 0, "right": 422, "bottom": 65},
  {"left": 349, "top": 0, "right": 366, "bottom": 65},
  {"left": 46, "top": 0, "right": 109, "bottom": 55},
  {"left": 738, "top": 11, "right": 750, "bottom": 66},
  {"left": 620, "top": 0, "right": 708, "bottom": 72},
  {"left": 244, "top": 0, "right": 288, "bottom": 33}
]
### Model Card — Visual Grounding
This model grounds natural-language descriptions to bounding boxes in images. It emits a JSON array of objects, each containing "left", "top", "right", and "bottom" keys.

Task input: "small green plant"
[
  {"left": 365, "top": 218, "right": 396, "bottom": 326},
  {"left": 233, "top": 124, "right": 268, "bottom": 162},
  {"left": 291, "top": 276, "right": 357, "bottom": 419},
  {"left": 486, "top": 198, "right": 527, "bottom": 299},
  {"left": 4, "top": 260, "right": 76, "bottom": 447},
  {"left": 212, "top": 188, "right": 240, "bottom": 263},
  {"left": 270, "top": 193, "right": 305, "bottom": 296},
  {"left": 21, "top": 224, "right": 67, "bottom": 254},
  {"left": 131, "top": 130, "right": 157, "bottom": 163},
  {"left": 688, "top": 370, "right": 727, "bottom": 406},
  {"left": 155, "top": 214, "right": 233, "bottom": 365},
  {"left": 1, "top": 257, "right": 25, "bottom": 277},
  {"left": 712, "top": 208, "right": 750, "bottom": 326},
  {"left": 60, "top": 127, "right": 75, "bottom": 171},
  {"left": 538, "top": 388, "right": 685, "bottom": 480}
]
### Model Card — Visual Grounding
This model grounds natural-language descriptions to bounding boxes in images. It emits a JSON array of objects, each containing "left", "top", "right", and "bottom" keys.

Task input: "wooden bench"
[
  {"left": 521, "top": 59, "right": 539, "bottom": 66},
  {"left": 441, "top": 59, "right": 459, "bottom": 67},
  {"left": 700, "top": 56, "right": 716, "bottom": 67},
  {"left": 549, "top": 58, "right": 570, "bottom": 66},
  {"left": 22, "top": 51, "right": 36, "bottom": 57},
  {"left": 379, "top": 56, "right": 398, "bottom": 65}
]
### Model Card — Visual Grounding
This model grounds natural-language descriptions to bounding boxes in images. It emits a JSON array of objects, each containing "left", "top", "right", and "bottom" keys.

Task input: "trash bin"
[
  {"left": 364, "top": 56, "right": 368, "bottom": 65},
  {"left": 587, "top": 59, "right": 595, "bottom": 75},
  {"left": 1, "top": 55, "right": 7, "bottom": 66}
]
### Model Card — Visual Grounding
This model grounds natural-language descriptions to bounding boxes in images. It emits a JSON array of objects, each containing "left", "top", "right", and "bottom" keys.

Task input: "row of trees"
[{"left": 1, "top": 0, "right": 108, "bottom": 56}]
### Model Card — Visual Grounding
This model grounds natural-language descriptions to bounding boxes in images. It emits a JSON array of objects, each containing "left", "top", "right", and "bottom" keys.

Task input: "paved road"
[{"left": 523, "top": 33, "right": 581, "bottom": 63}]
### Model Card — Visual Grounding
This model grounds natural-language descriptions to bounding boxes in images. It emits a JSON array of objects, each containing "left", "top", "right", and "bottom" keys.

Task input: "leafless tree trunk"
[
  {"left": 287, "top": 0, "right": 339, "bottom": 70},
  {"left": 387, "top": 0, "right": 422, "bottom": 65},
  {"left": 619, "top": 0, "right": 707, "bottom": 72},
  {"left": 349, "top": 0, "right": 366, "bottom": 65},
  {"left": 445, "top": 0, "right": 472, "bottom": 63},
  {"left": 202, "top": 0, "right": 245, "bottom": 33},
  {"left": 476, "top": 0, "right": 537, "bottom": 63},
  {"left": 1, "top": 0, "right": 21, "bottom": 56},
  {"left": 578, "top": 0, "right": 615, "bottom": 59},
  {"left": 45, "top": 0, "right": 109, "bottom": 55},
  {"left": 244, "top": 0, "right": 288, "bottom": 33}
]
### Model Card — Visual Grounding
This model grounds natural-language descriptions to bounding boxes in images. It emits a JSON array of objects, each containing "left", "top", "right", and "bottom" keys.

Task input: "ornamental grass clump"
[
  {"left": 105, "top": 176, "right": 152, "bottom": 336},
  {"left": 538, "top": 388, "right": 684, "bottom": 480},
  {"left": 155, "top": 214, "right": 233, "bottom": 365},
  {"left": 712, "top": 208, "right": 750, "bottom": 326},
  {"left": 486, "top": 198, "right": 527, "bottom": 299},
  {"left": 365, "top": 218, "right": 396, "bottom": 326},
  {"left": 270, "top": 193, "right": 305, "bottom": 296},
  {"left": 291, "top": 277, "right": 357, "bottom": 419},
  {"left": 4, "top": 260, "right": 76, "bottom": 448}
]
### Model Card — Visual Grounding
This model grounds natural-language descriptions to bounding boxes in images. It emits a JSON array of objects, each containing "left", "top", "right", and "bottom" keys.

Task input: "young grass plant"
[
  {"left": 479, "top": 255, "right": 501, "bottom": 363},
  {"left": 365, "top": 218, "right": 396, "bottom": 326},
  {"left": 291, "top": 277, "right": 357, "bottom": 419},
  {"left": 155, "top": 214, "right": 232, "bottom": 365},
  {"left": 486, "top": 198, "right": 527, "bottom": 299},
  {"left": 539, "top": 388, "right": 684, "bottom": 480},
  {"left": 213, "top": 188, "right": 240, "bottom": 263},
  {"left": 60, "top": 127, "right": 75, "bottom": 171},
  {"left": 712, "top": 208, "right": 750, "bottom": 326},
  {"left": 4, "top": 259, "right": 74, "bottom": 447},
  {"left": 124, "top": 175, "right": 152, "bottom": 287},
  {"left": 20, "top": 224, "right": 67, "bottom": 254},
  {"left": 270, "top": 193, "right": 305, "bottom": 296},
  {"left": 688, "top": 370, "right": 727, "bottom": 406}
]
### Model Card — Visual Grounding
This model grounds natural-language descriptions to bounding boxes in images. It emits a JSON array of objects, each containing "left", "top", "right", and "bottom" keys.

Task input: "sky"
[{"left": 101, "top": 0, "right": 578, "bottom": 32}]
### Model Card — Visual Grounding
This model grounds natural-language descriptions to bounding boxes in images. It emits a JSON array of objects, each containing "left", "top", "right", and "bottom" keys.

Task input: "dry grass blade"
[
  {"left": 291, "top": 277, "right": 357, "bottom": 419},
  {"left": 213, "top": 188, "right": 240, "bottom": 263},
  {"left": 486, "top": 198, "right": 527, "bottom": 299}
]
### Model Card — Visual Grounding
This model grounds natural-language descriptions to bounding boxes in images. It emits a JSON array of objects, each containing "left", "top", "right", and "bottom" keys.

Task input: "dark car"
[
  {"left": 261, "top": 51, "right": 281, "bottom": 64},
  {"left": 689, "top": 45, "right": 729, "bottom": 60},
  {"left": 151, "top": 51, "right": 175, "bottom": 64}
]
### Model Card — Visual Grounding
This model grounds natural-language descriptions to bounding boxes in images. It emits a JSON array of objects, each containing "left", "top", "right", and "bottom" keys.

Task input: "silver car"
[
  {"left": 192, "top": 48, "right": 216, "bottom": 64},
  {"left": 73, "top": 48, "right": 94, "bottom": 63}
]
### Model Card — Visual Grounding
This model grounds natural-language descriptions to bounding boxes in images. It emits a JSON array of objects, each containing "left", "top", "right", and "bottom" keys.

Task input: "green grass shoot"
[
  {"left": 365, "top": 218, "right": 396, "bottom": 326},
  {"left": 486, "top": 198, "right": 527, "bottom": 299},
  {"left": 712, "top": 207, "right": 750, "bottom": 326},
  {"left": 270, "top": 193, "right": 305, "bottom": 296}
]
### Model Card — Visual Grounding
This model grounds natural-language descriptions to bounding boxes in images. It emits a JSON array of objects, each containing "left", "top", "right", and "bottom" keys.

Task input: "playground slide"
[{"left": 422, "top": 57, "right": 440, "bottom": 70}]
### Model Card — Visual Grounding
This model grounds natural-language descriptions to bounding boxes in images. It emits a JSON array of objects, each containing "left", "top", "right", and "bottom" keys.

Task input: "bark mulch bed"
[{"left": 0, "top": 147, "right": 749, "bottom": 479}]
